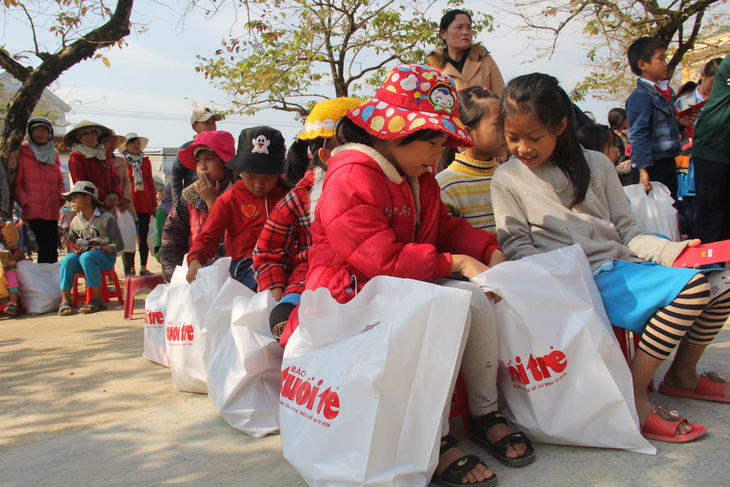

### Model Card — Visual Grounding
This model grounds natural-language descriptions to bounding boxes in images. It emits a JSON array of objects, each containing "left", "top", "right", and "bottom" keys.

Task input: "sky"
[{"left": 2, "top": 0, "right": 722, "bottom": 150}]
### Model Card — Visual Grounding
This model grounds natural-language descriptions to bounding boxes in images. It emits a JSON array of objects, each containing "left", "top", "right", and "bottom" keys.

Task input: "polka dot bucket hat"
[{"left": 347, "top": 64, "right": 473, "bottom": 148}]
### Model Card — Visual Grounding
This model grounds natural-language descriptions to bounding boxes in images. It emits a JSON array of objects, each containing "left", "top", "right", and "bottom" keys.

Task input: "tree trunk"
[{"left": 0, "top": 0, "right": 134, "bottom": 208}]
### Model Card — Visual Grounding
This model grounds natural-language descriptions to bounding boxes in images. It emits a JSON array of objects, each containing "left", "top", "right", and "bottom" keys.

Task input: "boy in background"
[{"left": 625, "top": 37, "right": 696, "bottom": 200}]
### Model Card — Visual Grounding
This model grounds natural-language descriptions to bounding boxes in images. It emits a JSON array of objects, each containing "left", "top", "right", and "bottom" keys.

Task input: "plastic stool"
[
  {"left": 124, "top": 274, "right": 165, "bottom": 319},
  {"left": 72, "top": 269, "right": 124, "bottom": 308},
  {"left": 449, "top": 372, "right": 471, "bottom": 438},
  {"left": 0, "top": 296, "right": 23, "bottom": 316},
  {"left": 612, "top": 325, "right": 654, "bottom": 391}
]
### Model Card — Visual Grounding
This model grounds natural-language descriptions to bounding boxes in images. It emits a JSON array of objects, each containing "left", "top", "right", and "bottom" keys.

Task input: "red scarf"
[{"left": 655, "top": 84, "right": 671, "bottom": 103}]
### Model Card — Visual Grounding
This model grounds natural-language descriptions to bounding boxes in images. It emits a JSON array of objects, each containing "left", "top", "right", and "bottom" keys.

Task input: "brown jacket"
[{"left": 426, "top": 43, "right": 504, "bottom": 95}]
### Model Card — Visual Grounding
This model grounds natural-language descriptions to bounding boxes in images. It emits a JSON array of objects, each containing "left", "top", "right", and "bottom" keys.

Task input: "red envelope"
[
  {"left": 673, "top": 240, "right": 730, "bottom": 267},
  {"left": 676, "top": 100, "right": 706, "bottom": 119}
]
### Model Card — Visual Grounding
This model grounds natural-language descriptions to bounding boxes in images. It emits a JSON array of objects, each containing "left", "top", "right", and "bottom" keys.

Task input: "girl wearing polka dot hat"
[{"left": 287, "top": 65, "right": 535, "bottom": 485}]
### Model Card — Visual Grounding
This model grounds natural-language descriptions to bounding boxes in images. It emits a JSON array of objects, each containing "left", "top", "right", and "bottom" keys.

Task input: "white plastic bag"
[
  {"left": 207, "top": 288, "right": 282, "bottom": 438},
  {"left": 624, "top": 182, "right": 681, "bottom": 241},
  {"left": 16, "top": 260, "right": 62, "bottom": 314},
  {"left": 165, "top": 256, "right": 231, "bottom": 394},
  {"left": 116, "top": 209, "right": 137, "bottom": 252},
  {"left": 280, "top": 276, "right": 472, "bottom": 486},
  {"left": 147, "top": 215, "right": 157, "bottom": 252},
  {"left": 472, "top": 245, "right": 656, "bottom": 454},
  {"left": 143, "top": 283, "right": 169, "bottom": 367}
]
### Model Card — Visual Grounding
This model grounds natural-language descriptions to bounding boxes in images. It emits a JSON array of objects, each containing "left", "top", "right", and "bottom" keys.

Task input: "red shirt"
[{"left": 187, "top": 179, "right": 288, "bottom": 264}]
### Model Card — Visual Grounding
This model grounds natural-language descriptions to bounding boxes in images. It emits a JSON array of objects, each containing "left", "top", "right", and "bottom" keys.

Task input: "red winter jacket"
[
  {"left": 68, "top": 152, "right": 122, "bottom": 210},
  {"left": 305, "top": 143, "right": 501, "bottom": 304},
  {"left": 187, "top": 179, "right": 288, "bottom": 265},
  {"left": 253, "top": 169, "right": 317, "bottom": 295},
  {"left": 124, "top": 156, "right": 157, "bottom": 214},
  {"left": 15, "top": 143, "right": 65, "bottom": 221}
]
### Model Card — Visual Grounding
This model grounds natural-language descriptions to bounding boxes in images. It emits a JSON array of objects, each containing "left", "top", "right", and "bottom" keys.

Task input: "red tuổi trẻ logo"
[
  {"left": 166, "top": 320, "right": 195, "bottom": 345},
  {"left": 502, "top": 347, "right": 568, "bottom": 391},
  {"left": 280, "top": 365, "right": 340, "bottom": 427}
]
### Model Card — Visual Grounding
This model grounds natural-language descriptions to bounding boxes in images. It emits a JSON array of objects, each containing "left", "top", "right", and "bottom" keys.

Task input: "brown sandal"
[
  {"left": 80, "top": 299, "right": 106, "bottom": 314},
  {"left": 58, "top": 302, "right": 74, "bottom": 316}
]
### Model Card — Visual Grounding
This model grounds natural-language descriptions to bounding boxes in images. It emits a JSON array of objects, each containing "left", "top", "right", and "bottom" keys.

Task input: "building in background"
[{"left": 681, "top": 28, "right": 730, "bottom": 83}]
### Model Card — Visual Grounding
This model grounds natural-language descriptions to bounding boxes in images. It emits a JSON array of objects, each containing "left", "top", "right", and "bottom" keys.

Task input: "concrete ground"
[{"left": 1, "top": 257, "right": 728, "bottom": 486}]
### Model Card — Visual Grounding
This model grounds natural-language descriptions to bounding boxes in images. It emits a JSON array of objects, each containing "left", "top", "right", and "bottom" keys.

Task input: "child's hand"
[
  {"left": 186, "top": 259, "right": 203, "bottom": 283},
  {"left": 11, "top": 246, "right": 23, "bottom": 261},
  {"left": 271, "top": 287, "right": 284, "bottom": 301},
  {"left": 678, "top": 239, "right": 703, "bottom": 268},
  {"left": 451, "top": 254, "right": 489, "bottom": 279},
  {"left": 488, "top": 250, "right": 506, "bottom": 267},
  {"left": 678, "top": 111, "right": 698, "bottom": 127},
  {"left": 639, "top": 168, "right": 652, "bottom": 193},
  {"left": 197, "top": 173, "right": 220, "bottom": 209}
]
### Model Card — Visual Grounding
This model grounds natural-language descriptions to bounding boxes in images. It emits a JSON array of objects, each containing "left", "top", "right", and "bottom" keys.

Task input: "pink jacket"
[{"left": 15, "top": 143, "right": 65, "bottom": 221}]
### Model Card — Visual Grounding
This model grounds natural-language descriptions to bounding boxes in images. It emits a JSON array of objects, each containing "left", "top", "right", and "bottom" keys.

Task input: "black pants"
[
  {"left": 631, "top": 157, "right": 679, "bottom": 204},
  {"left": 694, "top": 156, "right": 730, "bottom": 243},
  {"left": 122, "top": 212, "right": 152, "bottom": 269},
  {"left": 27, "top": 219, "right": 59, "bottom": 263}
]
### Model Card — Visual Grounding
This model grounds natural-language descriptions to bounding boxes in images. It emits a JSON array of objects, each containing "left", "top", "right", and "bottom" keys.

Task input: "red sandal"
[
  {"left": 640, "top": 407, "right": 706, "bottom": 443},
  {"left": 658, "top": 372, "right": 730, "bottom": 403}
]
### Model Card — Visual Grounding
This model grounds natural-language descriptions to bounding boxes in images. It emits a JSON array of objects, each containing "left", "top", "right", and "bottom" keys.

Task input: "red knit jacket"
[
  {"left": 253, "top": 169, "right": 318, "bottom": 295},
  {"left": 124, "top": 156, "right": 157, "bottom": 214},
  {"left": 305, "top": 143, "right": 501, "bottom": 304},
  {"left": 187, "top": 179, "right": 288, "bottom": 265},
  {"left": 68, "top": 152, "right": 122, "bottom": 210}
]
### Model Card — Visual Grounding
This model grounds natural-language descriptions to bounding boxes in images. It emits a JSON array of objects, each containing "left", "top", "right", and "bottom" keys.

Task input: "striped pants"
[{"left": 640, "top": 272, "right": 730, "bottom": 360}]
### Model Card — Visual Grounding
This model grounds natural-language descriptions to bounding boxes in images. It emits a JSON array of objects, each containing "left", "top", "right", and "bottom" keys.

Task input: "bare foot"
[
  {"left": 435, "top": 446, "right": 494, "bottom": 484},
  {"left": 484, "top": 422, "right": 527, "bottom": 459},
  {"left": 663, "top": 370, "right": 730, "bottom": 398},
  {"left": 635, "top": 400, "right": 693, "bottom": 436}
]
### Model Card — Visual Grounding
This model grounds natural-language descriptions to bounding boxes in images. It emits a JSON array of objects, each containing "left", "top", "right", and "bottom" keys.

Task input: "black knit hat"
[{"left": 226, "top": 126, "right": 286, "bottom": 174}]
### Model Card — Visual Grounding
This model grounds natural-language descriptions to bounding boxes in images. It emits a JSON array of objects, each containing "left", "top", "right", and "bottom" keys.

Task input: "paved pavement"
[{"left": 1, "top": 258, "right": 728, "bottom": 486}]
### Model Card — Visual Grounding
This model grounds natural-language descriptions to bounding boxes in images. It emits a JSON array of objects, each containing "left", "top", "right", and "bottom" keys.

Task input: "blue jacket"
[{"left": 625, "top": 80, "right": 681, "bottom": 170}]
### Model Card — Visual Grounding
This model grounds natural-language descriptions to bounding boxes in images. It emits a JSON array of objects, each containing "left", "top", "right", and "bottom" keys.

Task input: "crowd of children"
[{"left": 4, "top": 11, "right": 729, "bottom": 485}]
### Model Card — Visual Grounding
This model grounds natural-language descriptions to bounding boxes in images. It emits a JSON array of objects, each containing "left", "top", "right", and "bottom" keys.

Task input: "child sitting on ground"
[
  {"left": 186, "top": 127, "right": 288, "bottom": 290},
  {"left": 492, "top": 73, "right": 730, "bottom": 444},
  {"left": 0, "top": 220, "right": 23, "bottom": 316},
  {"left": 58, "top": 181, "right": 124, "bottom": 316},
  {"left": 253, "top": 98, "right": 362, "bottom": 341},
  {"left": 625, "top": 37, "right": 696, "bottom": 199},
  {"left": 293, "top": 65, "right": 536, "bottom": 487},
  {"left": 436, "top": 86, "right": 507, "bottom": 234},
  {"left": 160, "top": 131, "right": 236, "bottom": 282}
]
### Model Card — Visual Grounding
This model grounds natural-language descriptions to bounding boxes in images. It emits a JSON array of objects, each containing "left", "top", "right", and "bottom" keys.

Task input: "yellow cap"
[{"left": 298, "top": 97, "right": 364, "bottom": 140}]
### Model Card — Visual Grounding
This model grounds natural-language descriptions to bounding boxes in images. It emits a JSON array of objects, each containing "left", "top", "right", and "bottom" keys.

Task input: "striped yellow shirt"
[{"left": 435, "top": 154, "right": 497, "bottom": 234}]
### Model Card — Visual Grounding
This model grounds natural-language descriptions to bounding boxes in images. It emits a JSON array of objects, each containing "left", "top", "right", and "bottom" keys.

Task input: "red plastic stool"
[
  {"left": 612, "top": 325, "right": 654, "bottom": 391},
  {"left": 449, "top": 372, "right": 471, "bottom": 438},
  {"left": 72, "top": 269, "right": 124, "bottom": 308},
  {"left": 124, "top": 274, "right": 165, "bottom": 319},
  {"left": 0, "top": 296, "right": 23, "bottom": 316}
]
